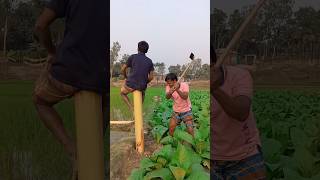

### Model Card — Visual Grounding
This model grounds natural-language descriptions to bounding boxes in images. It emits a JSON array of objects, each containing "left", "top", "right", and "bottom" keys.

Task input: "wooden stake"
[
  {"left": 74, "top": 91, "right": 104, "bottom": 180},
  {"left": 133, "top": 90, "right": 144, "bottom": 154}
]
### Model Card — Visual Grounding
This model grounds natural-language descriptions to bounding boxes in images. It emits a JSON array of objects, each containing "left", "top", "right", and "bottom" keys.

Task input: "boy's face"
[{"left": 166, "top": 79, "right": 176, "bottom": 88}]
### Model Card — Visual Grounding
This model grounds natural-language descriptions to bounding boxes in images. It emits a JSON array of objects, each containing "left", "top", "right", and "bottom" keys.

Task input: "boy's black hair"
[
  {"left": 138, "top": 41, "right": 149, "bottom": 53},
  {"left": 165, "top": 73, "right": 178, "bottom": 81}
]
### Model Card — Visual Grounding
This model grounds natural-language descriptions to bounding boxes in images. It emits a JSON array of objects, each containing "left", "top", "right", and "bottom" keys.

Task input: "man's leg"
[
  {"left": 33, "top": 73, "right": 78, "bottom": 178},
  {"left": 183, "top": 114, "right": 194, "bottom": 136},
  {"left": 120, "top": 85, "right": 134, "bottom": 112},
  {"left": 169, "top": 113, "right": 179, "bottom": 136},
  {"left": 33, "top": 96, "right": 76, "bottom": 157}
]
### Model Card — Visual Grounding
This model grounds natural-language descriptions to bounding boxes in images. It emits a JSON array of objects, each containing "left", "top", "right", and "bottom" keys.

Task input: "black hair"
[
  {"left": 138, "top": 41, "right": 149, "bottom": 53},
  {"left": 165, "top": 73, "right": 178, "bottom": 81}
]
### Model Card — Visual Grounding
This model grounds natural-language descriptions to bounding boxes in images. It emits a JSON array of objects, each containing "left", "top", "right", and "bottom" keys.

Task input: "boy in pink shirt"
[
  {"left": 165, "top": 73, "right": 194, "bottom": 136},
  {"left": 211, "top": 46, "right": 266, "bottom": 179}
]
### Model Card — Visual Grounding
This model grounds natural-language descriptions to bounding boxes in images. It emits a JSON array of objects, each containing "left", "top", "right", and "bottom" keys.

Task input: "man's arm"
[
  {"left": 121, "top": 64, "right": 128, "bottom": 79},
  {"left": 34, "top": 8, "right": 57, "bottom": 56},
  {"left": 166, "top": 88, "right": 175, "bottom": 99},
  {"left": 147, "top": 71, "right": 154, "bottom": 83},
  {"left": 212, "top": 88, "right": 251, "bottom": 122},
  {"left": 175, "top": 83, "right": 188, "bottom": 100},
  {"left": 175, "top": 89, "right": 188, "bottom": 100}
]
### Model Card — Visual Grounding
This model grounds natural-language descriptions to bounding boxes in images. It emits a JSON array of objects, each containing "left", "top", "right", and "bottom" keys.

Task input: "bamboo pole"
[
  {"left": 215, "top": 0, "right": 267, "bottom": 67},
  {"left": 133, "top": 90, "right": 144, "bottom": 154},
  {"left": 110, "top": 121, "right": 134, "bottom": 125},
  {"left": 74, "top": 91, "right": 104, "bottom": 180}
]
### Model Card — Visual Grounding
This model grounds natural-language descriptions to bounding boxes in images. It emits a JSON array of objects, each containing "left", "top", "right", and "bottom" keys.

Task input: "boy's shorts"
[
  {"left": 33, "top": 64, "right": 78, "bottom": 105},
  {"left": 120, "top": 80, "right": 145, "bottom": 95},
  {"left": 171, "top": 110, "right": 194, "bottom": 127},
  {"left": 211, "top": 146, "right": 266, "bottom": 180}
]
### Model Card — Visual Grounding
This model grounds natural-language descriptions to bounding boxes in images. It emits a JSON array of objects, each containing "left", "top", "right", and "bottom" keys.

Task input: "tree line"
[
  {"left": 0, "top": 0, "right": 64, "bottom": 58},
  {"left": 211, "top": 0, "right": 320, "bottom": 62},
  {"left": 110, "top": 41, "right": 210, "bottom": 81}
]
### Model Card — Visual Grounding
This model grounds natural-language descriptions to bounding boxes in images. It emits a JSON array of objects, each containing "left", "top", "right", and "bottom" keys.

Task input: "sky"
[
  {"left": 212, "top": 0, "right": 320, "bottom": 14},
  {"left": 110, "top": 0, "right": 210, "bottom": 68}
]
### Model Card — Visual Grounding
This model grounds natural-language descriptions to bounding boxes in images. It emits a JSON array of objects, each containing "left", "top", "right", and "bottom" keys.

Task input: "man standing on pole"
[{"left": 32, "top": 0, "right": 108, "bottom": 178}]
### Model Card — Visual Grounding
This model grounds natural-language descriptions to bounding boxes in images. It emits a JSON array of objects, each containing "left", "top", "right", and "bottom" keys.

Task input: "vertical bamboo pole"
[
  {"left": 74, "top": 91, "right": 104, "bottom": 180},
  {"left": 133, "top": 90, "right": 144, "bottom": 154}
]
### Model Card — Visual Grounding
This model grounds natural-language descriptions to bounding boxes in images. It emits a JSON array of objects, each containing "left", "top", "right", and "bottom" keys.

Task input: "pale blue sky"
[{"left": 110, "top": 0, "right": 210, "bottom": 68}]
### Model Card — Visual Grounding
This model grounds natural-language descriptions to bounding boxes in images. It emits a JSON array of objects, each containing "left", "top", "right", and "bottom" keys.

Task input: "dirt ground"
[{"left": 110, "top": 123, "right": 161, "bottom": 180}]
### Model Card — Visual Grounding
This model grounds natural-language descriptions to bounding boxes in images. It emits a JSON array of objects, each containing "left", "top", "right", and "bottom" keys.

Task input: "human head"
[
  {"left": 165, "top": 73, "right": 178, "bottom": 87},
  {"left": 138, "top": 41, "right": 149, "bottom": 53}
]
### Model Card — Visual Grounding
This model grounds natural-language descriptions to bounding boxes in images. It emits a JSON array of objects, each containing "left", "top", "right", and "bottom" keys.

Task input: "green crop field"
[
  {"left": 110, "top": 86, "right": 165, "bottom": 121},
  {"left": 0, "top": 81, "right": 74, "bottom": 179},
  {"left": 1, "top": 81, "right": 320, "bottom": 180},
  {"left": 253, "top": 90, "right": 320, "bottom": 180},
  {"left": 129, "top": 90, "right": 211, "bottom": 180}
]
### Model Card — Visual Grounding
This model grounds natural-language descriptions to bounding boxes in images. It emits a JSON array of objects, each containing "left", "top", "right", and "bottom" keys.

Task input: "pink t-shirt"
[
  {"left": 166, "top": 82, "right": 192, "bottom": 113},
  {"left": 211, "top": 66, "right": 261, "bottom": 161}
]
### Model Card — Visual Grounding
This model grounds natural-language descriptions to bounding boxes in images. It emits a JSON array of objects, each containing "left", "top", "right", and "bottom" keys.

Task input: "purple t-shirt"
[
  {"left": 126, "top": 53, "right": 154, "bottom": 91},
  {"left": 46, "top": 0, "right": 108, "bottom": 94}
]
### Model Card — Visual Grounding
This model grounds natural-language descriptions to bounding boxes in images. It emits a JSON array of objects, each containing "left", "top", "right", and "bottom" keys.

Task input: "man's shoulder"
[
  {"left": 180, "top": 82, "right": 189, "bottom": 88},
  {"left": 144, "top": 55, "right": 153, "bottom": 63},
  {"left": 226, "top": 65, "right": 251, "bottom": 78}
]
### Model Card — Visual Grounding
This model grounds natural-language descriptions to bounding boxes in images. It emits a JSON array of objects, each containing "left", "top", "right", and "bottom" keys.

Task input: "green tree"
[
  {"left": 211, "top": 8, "right": 228, "bottom": 48},
  {"left": 110, "top": 41, "right": 121, "bottom": 79},
  {"left": 168, "top": 64, "right": 181, "bottom": 75}
]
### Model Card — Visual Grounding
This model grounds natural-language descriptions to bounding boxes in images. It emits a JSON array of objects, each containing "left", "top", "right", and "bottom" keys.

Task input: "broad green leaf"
[
  {"left": 292, "top": 146, "right": 315, "bottom": 177},
  {"left": 154, "top": 162, "right": 164, "bottom": 169},
  {"left": 265, "top": 162, "right": 281, "bottom": 172},
  {"left": 186, "top": 169, "right": 210, "bottom": 180},
  {"left": 128, "top": 168, "right": 145, "bottom": 180},
  {"left": 194, "top": 140, "right": 208, "bottom": 154},
  {"left": 169, "top": 165, "right": 186, "bottom": 180},
  {"left": 290, "top": 127, "right": 310, "bottom": 148},
  {"left": 160, "top": 135, "right": 174, "bottom": 145},
  {"left": 151, "top": 125, "right": 168, "bottom": 143},
  {"left": 153, "top": 144, "right": 174, "bottom": 161},
  {"left": 262, "top": 138, "right": 282, "bottom": 163},
  {"left": 283, "top": 168, "right": 308, "bottom": 180},
  {"left": 200, "top": 151, "right": 210, "bottom": 159},
  {"left": 280, "top": 155, "right": 297, "bottom": 170},
  {"left": 311, "top": 171, "right": 320, "bottom": 180},
  {"left": 144, "top": 168, "right": 174, "bottom": 180},
  {"left": 173, "top": 129, "right": 195, "bottom": 146},
  {"left": 156, "top": 156, "right": 168, "bottom": 167},
  {"left": 140, "top": 158, "right": 156, "bottom": 170},
  {"left": 171, "top": 143, "right": 192, "bottom": 170}
]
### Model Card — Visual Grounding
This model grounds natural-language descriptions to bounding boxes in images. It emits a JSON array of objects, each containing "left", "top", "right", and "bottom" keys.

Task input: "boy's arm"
[
  {"left": 212, "top": 89, "right": 251, "bottom": 122},
  {"left": 166, "top": 88, "right": 175, "bottom": 99},
  {"left": 165, "top": 85, "right": 175, "bottom": 99},
  {"left": 147, "top": 71, "right": 154, "bottom": 83},
  {"left": 211, "top": 69, "right": 252, "bottom": 122},
  {"left": 34, "top": 8, "right": 57, "bottom": 57},
  {"left": 121, "top": 64, "right": 128, "bottom": 79},
  {"left": 175, "top": 83, "right": 188, "bottom": 100}
]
